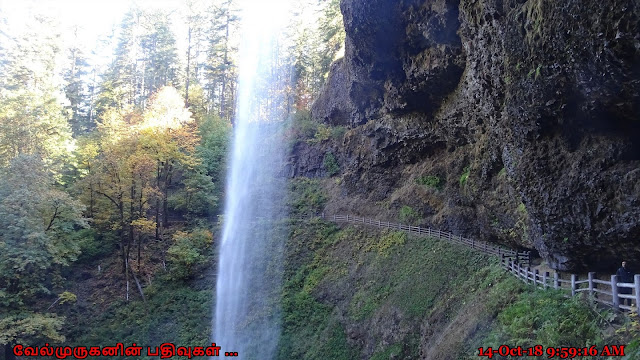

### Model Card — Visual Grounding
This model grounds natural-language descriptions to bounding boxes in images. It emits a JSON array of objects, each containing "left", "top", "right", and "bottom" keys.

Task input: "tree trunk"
[
  {"left": 129, "top": 179, "right": 135, "bottom": 255},
  {"left": 155, "top": 163, "right": 161, "bottom": 241},
  {"left": 120, "top": 201, "right": 126, "bottom": 273},
  {"left": 220, "top": 8, "right": 231, "bottom": 122},
  {"left": 162, "top": 162, "right": 172, "bottom": 228},
  {"left": 185, "top": 26, "right": 192, "bottom": 107}
]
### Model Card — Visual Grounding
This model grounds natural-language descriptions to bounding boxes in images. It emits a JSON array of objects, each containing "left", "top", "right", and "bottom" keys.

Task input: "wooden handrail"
[{"left": 313, "top": 213, "right": 638, "bottom": 312}]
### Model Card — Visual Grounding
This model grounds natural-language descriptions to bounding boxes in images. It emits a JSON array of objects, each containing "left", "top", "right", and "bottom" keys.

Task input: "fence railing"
[
  {"left": 319, "top": 213, "right": 531, "bottom": 267},
  {"left": 300, "top": 213, "right": 636, "bottom": 311},
  {"left": 501, "top": 257, "right": 640, "bottom": 311}
]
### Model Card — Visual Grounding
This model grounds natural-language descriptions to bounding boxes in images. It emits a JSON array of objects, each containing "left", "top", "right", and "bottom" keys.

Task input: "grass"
[
  {"left": 399, "top": 205, "right": 421, "bottom": 225},
  {"left": 279, "top": 212, "right": 638, "bottom": 359},
  {"left": 289, "top": 178, "right": 327, "bottom": 216},
  {"left": 279, "top": 218, "right": 510, "bottom": 359}
]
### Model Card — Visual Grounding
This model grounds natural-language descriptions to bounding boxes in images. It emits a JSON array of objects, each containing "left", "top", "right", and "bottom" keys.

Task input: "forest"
[
  {"left": 0, "top": 0, "right": 344, "bottom": 355},
  {"left": 2, "top": 0, "right": 640, "bottom": 359}
]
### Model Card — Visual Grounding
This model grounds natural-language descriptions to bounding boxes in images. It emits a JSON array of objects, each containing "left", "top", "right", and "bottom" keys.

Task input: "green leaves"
[
  {"left": 0, "top": 156, "right": 86, "bottom": 347},
  {"left": 0, "top": 313, "right": 65, "bottom": 345},
  {"left": 0, "top": 155, "right": 87, "bottom": 304},
  {"left": 167, "top": 229, "right": 213, "bottom": 280}
]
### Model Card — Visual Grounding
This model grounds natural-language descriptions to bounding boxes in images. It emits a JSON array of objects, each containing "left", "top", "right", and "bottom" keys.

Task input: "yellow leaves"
[
  {"left": 140, "top": 86, "right": 193, "bottom": 131},
  {"left": 131, "top": 218, "right": 156, "bottom": 234},
  {"left": 97, "top": 107, "right": 129, "bottom": 144},
  {"left": 58, "top": 291, "right": 77, "bottom": 305}
]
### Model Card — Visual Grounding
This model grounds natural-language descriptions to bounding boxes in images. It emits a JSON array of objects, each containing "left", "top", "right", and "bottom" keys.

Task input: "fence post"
[
  {"left": 571, "top": 274, "right": 576, "bottom": 297},
  {"left": 377, "top": 220, "right": 380, "bottom": 228},
  {"left": 635, "top": 275, "right": 640, "bottom": 309},
  {"left": 535, "top": 269, "right": 539, "bottom": 286},
  {"left": 543, "top": 271, "right": 549, "bottom": 289},
  {"left": 517, "top": 262, "right": 521, "bottom": 280},
  {"left": 527, "top": 267, "right": 531, "bottom": 284},
  {"left": 333, "top": 214, "right": 336, "bottom": 221},
  {"left": 612, "top": 275, "right": 619, "bottom": 309},
  {"left": 554, "top": 272, "right": 559, "bottom": 289},
  {"left": 588, "top": 272, "right": 595, "bottom": 297}
]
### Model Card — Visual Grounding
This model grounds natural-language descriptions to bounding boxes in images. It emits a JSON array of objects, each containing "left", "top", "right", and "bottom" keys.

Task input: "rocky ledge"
[{"left": 294, "top": 0, "right": 639, "bottom": 272}]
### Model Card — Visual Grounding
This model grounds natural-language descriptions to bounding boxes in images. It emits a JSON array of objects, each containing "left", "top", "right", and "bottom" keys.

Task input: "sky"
[
  {"left": 0, "top": 0, "right": 183, "bottom": 42},
  {"left": 0, "top": 0, "right": 191, "bottom": 71},
  {"left": 0, "top": 0, "right": 318, "bottom": 70}
]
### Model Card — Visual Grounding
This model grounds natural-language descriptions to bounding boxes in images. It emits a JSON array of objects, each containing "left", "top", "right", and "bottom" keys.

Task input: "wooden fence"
[
  {"left": 301, "top": 213, "right": 637, "bottom": 311},
  {"left": 320, "top": 213, "right": 531, "bottom": 267},
  {"left": 299, "top": 213, "right": 639, "bottom": 311},
  {"left": 501, "top": 257, "right": 640, "bottom": 311}
]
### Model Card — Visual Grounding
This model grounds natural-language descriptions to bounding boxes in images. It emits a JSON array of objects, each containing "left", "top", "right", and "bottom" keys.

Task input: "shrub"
[
  {"left": 330, "top": 126, "right": 347, "bottom": 140},
  {"left": 486, "top": 290, "right": 609, "bottom": 349},
  {"left": 290, "top": 110, "right": 318, "bottom": 140},
  {"left": 289, "top": 178, "right": 327, "bottom": 216},
  {"left": 308, "top": 124, "right": 331, "bottom": 144},
  {"left": 323, "top": 152, "right": 340, "bottom": 176},
  {"left": 417, "top": 175, "right": 442, "bottom": 189},
  {"left": 399, "top": 205, "right": 420, "bottom": 225},
  {"left": 167, "top": 228, "right": 213, "bottom": 280}
]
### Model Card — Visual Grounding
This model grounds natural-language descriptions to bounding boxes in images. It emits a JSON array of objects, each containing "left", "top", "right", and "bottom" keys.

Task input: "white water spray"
[{"left": 214, "top": 1, "right": 292, "bottom": 359}]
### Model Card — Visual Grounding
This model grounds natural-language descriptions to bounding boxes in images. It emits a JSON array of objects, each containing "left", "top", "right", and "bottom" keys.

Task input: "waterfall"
[{"left": 213, "top": 1, "right": 292, "bottom": 359}]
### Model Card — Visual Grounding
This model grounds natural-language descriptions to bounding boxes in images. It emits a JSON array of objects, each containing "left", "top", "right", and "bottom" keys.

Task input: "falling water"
[{"left": 213, "top": 1, "right": 292, "bottom": 359}]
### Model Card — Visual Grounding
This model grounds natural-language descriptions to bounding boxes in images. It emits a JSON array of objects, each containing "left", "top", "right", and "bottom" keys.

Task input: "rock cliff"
[{"left": 294, "top": 0, "right": 640, "bottom": 272}]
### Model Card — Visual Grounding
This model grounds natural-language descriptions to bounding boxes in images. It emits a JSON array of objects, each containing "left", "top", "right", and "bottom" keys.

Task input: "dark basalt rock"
[{"left": 300, "top": 0, "right": 640, "bottom": 272}]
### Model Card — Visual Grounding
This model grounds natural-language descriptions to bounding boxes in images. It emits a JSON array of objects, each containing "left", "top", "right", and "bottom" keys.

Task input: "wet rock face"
[
  {"left": 303, "top": 0, "right": 640, "bottom": 272},
  {"left": 313, "top": 0, "right": 466, "bottom": 126}
]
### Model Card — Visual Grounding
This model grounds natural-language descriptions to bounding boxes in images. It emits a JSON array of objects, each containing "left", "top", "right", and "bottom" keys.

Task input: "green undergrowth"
[
  {"left": 278, "top": 216, "right": 638, "bottom": 359},
  {"left": 68, "top": 274, "right": 213, "bottom": 359},
  {"left": 289, "top": 177, "right": 327, "bottom": 216},
  {"left": 278, "top": 217, "right": 520, "bottom": 359},
  {"left": 467, "top": 290, "right": 640, "bottom": 360}
]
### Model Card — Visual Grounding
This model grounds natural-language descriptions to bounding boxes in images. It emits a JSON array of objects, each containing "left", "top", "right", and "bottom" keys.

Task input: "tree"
[
  {"left": 197, "top": 114, "right": 230, "bottom": 205},
  {"left": 139, "top": 87, "right": 198, "bottom": 235},
  {"left": 96, "top": 8, "right": 182, "bottom": 114},
  {"left": 205, "top": 0, "right": 240, "bottom": 122},
  {"left": 89, "top": 87, "right": 199, "bottom": 287},
  {"left": 0, "top": 15, "right": 73, "bottom": 168},
  {"left": 0, "top": 155, "right": 87, "bottom": 348},
  {"left": 286, "top": 0, "right": 346, "bottom": 111},
  {"left": 183, "top": 0, "right": 210, "bottom": 107},
  {"left": 140, "top": 11, "right": 182, "bottom": 103},
  {"left": 63, "top": 26, "right": 93, "bottom": 135}
]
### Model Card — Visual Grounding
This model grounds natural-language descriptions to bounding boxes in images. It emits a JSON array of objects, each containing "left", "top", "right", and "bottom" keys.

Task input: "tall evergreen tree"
[
  {"left": 140, "top": 10, "right": 181, "bottom": 104},
  {"left": 0, "top": 14, "right": 73, "bottom": 167},
  {"left": 63, "top": 26, "right": 92, "bottom": 135},
  {"left": 96, "top": 8, "right": 181, "bottom": 114},
  {"left": 205, "top": 0, "right": 239, "bottom": 122}
]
